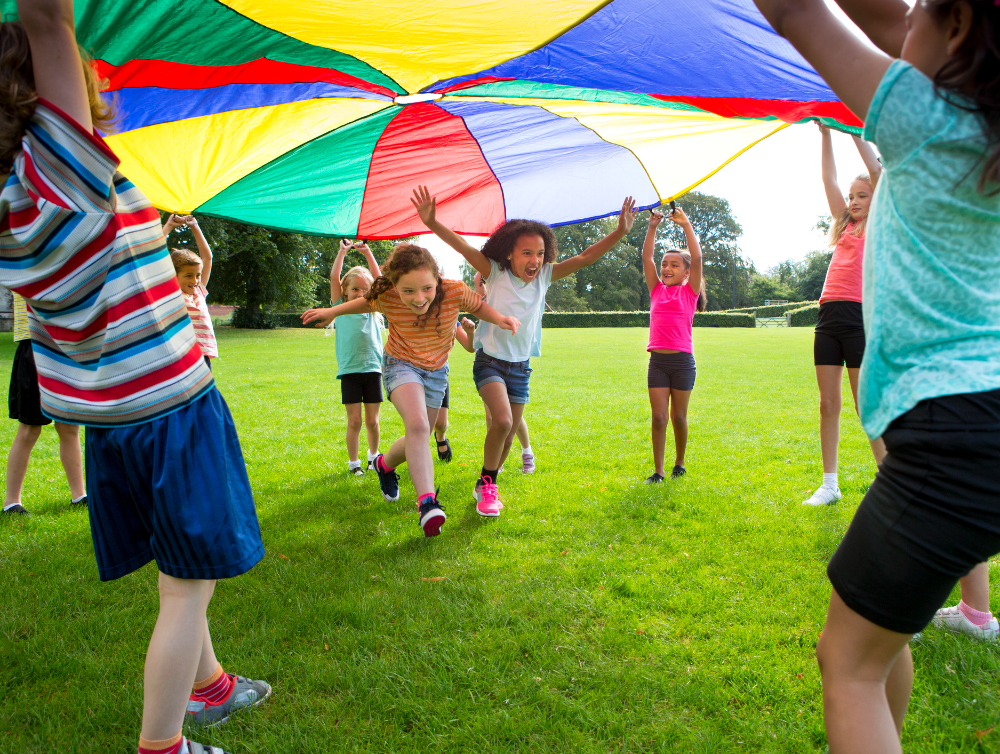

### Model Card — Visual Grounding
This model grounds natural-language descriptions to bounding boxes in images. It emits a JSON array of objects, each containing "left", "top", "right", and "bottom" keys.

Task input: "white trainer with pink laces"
[{"left": 933, "top": 605, "right": 999, "bottom": 641}]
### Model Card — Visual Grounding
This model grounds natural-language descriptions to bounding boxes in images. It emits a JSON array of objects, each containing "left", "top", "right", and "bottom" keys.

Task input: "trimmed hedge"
[
  {"left": 725, "top": 301, "right": 818, "bottom": 318},
  {"left": 787, "top": 303, "right": 820, "bottom": 327}
]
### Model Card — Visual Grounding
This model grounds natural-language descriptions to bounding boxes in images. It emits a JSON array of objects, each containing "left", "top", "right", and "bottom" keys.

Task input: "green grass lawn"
[{"left": 1, "top": 327, "right": 998, "bottom": 753}]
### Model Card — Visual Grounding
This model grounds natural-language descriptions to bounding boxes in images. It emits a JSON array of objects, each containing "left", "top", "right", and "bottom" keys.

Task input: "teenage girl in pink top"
[
  {"left": 641, "top": 206, "right": 706, "bottom": 483},
  {"left": 804, "top": 125, "right": 887, "bottom": 507}
]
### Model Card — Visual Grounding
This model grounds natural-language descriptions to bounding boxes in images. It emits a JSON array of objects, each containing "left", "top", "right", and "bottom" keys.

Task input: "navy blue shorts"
[
  {"left": 472, "top": 350, "right": 531, "bottom": 404},
  {"left": 85, "top": 388, "right": 264, "bottom": 582}
]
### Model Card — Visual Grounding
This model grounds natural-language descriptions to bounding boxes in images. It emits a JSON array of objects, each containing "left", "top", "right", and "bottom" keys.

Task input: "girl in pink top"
[
  {"left": 641, "top": 206, "right": 706, "bottom": 484},
  {"left": 803, "top": 126, "right": 887, "bottom": 507},
  {"left": 165, "top": 215, "right": 219, "bottom": 368}
]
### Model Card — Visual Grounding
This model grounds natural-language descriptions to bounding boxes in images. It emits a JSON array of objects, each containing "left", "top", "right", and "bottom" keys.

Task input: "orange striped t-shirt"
[{"left": 369, "top": 279, "right": 483, "bottom": 371}]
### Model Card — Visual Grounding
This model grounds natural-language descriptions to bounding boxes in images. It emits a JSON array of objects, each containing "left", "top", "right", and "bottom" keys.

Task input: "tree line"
[{"left": 162, "top": 197, "right": 834, "bottom": 326}]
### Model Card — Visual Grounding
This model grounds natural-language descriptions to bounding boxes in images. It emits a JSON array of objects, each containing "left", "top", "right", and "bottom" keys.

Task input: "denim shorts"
[
  {"left": 382, "top": 353, "right": 449, "bottom": 410},
  {"left": 472, "top": 349, "right": 531, "bottom": 404}
]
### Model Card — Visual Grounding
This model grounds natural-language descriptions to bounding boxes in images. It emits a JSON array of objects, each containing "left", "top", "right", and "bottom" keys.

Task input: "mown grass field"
[{"left": 1, "top": 327, "right": 998, "bottom": 753}]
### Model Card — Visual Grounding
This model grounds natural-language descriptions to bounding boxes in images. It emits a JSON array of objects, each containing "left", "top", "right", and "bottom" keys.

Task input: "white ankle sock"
[
  {"left": 349, "top": 460, "right": 361, "bottom": 469},
  {"left": 3, "top": 501, "right": 20, "bottom": 511},
  {"left": 822, "top": 472, "right": 838, "bottom": 489},
  {"left": 522, "top": 446, "right": 533, "bottom": 456},
  {"left": 71, "top": 494, "right": 86, "bottom": 504},
  {"left": 367, "top": 450, "right": 379, "bottom": 462}
]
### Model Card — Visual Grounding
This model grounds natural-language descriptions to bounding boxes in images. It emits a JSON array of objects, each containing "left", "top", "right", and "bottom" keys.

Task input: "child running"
[
  {"left": 3, "top": 291, "right": 86, "bottom": 514},
  {"left": 752, "top": 0, "right": 1000, "bottom": 750},
  {"left": 165, "top": 215, "right": 218, "bottom": 370},
  {"left": 329, "top": 239, "right": 383, "bottom": 476},
  {"left": 302, "top": 244, "right": 519, "bottom": 536},
  {"left": 803, "top": 125, "right": 887, "bottom": 506},
  {"left": 0, "top": 4, "right": 269, "bottom": 753},
  {"left": 413, "top": 186, "right": 635, "bottom": 515},
  {"left": 641, "top": 207, "right": 706, "bottom": 483}
]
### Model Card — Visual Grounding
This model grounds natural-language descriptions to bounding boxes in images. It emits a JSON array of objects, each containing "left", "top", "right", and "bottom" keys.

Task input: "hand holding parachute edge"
[{"left": 616, "top": 196, "right": 637, "bottom": 235}]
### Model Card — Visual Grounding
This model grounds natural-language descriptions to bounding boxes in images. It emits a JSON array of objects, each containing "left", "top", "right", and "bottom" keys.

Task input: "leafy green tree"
[
  {"left": 545, "top": 272, "right": 590, "bottom": 311},
  {"left": 749, "top": 274, "right": 798, "bottom": 306}
]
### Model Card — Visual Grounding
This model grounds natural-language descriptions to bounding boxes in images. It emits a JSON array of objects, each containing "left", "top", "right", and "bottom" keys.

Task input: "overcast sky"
[{"left": 420, "top": 2, "right": 881, "bottom": 280}]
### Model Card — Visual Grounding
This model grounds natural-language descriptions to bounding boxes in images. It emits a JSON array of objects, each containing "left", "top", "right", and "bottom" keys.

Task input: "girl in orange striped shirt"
[{"left": 303, "top": 244, "right": 519, "bottom": 536}]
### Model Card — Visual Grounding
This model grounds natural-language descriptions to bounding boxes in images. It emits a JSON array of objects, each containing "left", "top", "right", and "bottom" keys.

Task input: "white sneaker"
[
  {"left": 933, "top": 605, "right": 1000, "bottom": 641},
  {"left": 802, "top": 486, "right": 841, "bottom": 506}
]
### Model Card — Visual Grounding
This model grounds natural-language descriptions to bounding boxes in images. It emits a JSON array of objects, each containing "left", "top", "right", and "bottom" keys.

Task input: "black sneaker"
[
  {"left": 671, "top": 466, "right": 686, "bottom": 479},
  {"left": 71, "top": 495, "right": 88, "bottom": 506},
  {"left": 2, "top": 503, "right": 28, "bottom": 515},
  {"left": 375, "top": 454, "right": 399, "bottom": 501},
  {"left": 435, "top": 436, "right": 452, "bottom": 462},
  {"left": 349, "top": 464, "right": 365, "bottom": 477},
  {"left": 644, "top": 473, "right": 665, "bottom": 484},
  {"left": 418, "top": 495, "right": 447, "bottom": 537}
]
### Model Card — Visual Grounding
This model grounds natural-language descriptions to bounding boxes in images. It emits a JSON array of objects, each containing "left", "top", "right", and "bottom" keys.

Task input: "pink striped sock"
[{"left": 959, "top": 600, "right": 993, "bottom": 627}]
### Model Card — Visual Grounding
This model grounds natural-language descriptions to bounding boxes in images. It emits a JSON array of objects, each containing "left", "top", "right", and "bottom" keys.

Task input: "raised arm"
[
  {"left": 301, "top": 296, "right": 370, "bottom": 328},
  {"left": 833, "top": 0, "right": 908, "bottom": 58},
  {"left": 357, "top": 241, "right": 381, "bottom": 278},
  {"left": 852, "top": 135, "right": 883, "bottom": 190},
  {"left": 551, "top": 197, "right": 636, "bottom": 281},
  {"left": 669, "top": 207, "right": 703, "bottom": 298},
  {"left": 642, "top": 210, "right": 664, "bottom": 294},
  {"left": 752, "top": 0, "right": 892, "bottom": 121},
  {"left": 162, "top": 213, "right": 183, "bottom": 241},
  {"left": 819, "top": 125, "right": 847, "bottom": 218},
  {"left": 182, "top": 216, "right": 212, "bottom": 286},
  {"left": 412, "top": 186, "right": 491, "bottom": 278},
  {"left": 20, "top": 0, "right": 91, "bottom": 130},
  {"left": 330, "top": 239, "right": 350, "bottom": 302},
  {"left": 454, "top": 319, "right": 476, "bottom": 354}
]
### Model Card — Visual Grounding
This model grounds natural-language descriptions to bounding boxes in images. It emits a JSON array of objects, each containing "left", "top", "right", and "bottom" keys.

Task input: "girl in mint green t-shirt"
[{"left": 330, "top": 240, "right": 384, "bottom": 476}]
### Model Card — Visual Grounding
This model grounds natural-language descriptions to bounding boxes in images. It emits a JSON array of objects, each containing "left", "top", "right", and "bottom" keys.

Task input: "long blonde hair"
[
  {"left": 828, "top": 174, "right": 872, "bottom": 245},
  {"left": 340, "top": 265, "right": 374, "bottom": 299}
]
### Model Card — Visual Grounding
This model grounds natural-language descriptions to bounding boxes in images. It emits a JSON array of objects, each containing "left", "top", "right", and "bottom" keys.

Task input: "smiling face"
[
  {"left": 395, "top": 267, "right": 438, "bottom": 315},
  {"left": 344, "top": 277, "right": 371, "bottom": 302},
  {"left": 847, "top": 179, "right": 874, "bottom": 222},
  {"left": 176, "top": 263, "right": 202, "bottom": 296},
  {"left": 508, "top": 233, "right": 546, "bottom": 282},
  {"left": 659, "top": 252, "right": 689, "bottom": 287}
]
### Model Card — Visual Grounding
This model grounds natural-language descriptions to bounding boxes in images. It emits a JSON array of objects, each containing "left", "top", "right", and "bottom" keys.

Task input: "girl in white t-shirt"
[
  {"left": 413, "top": 186, "right": 636, "bottom": 516},
  {"left": 166, "top": 215, "right": 217, "bottom": 368}
]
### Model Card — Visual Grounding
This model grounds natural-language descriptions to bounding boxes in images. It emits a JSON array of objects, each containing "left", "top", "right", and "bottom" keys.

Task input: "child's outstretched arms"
[
  {"left": 302, "top": 297, "right": 370, "bottom": 328},
  {"left": 551, "top": 196, "right": 636, "bottom": 281},
  {"left": 831, "top": 0, "right": 908, "bottom": 58},
  {"left": 642, "top": 210, "right": 664, "bottom": 294},
  {"left": 819, "top": 125, "right": 847, "bottom": 218},
  {"left": 411, "top": 186, "right": 492, "bottom": 278},
  {"left": 751, "top": 0, "right": 891, "bottom": 120},
  {"left": 357, "top": 241, "right": 381, "bottom": 278},
  {"left": 669, "top": 207, "right": 703, "bottom": 297},
  {"left": 183, "top": 216, "right": 212, "bottom": 285},
  {"left": 330, "top": 239, "right": 351, "bottom": 302},
  {"left": 474, "top": 302, "right": 520, "bottom": 335},
  {"left": 20, "top": 0, "right": 91, "bottom": 130},
  {"left": 852, "top": 135, "right": 883, "bottom": 190}
]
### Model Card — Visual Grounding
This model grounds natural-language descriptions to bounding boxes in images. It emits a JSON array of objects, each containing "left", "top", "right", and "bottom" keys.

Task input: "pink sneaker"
[{"left": 475, "top": 477, "right": 502, "bottom": 517}]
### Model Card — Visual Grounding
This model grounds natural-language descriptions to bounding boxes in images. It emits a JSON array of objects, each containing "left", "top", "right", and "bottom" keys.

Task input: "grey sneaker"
[
  {"left": 186, "top": 675, "right": 272, "bottom": 727},
  {"left": 184, "top": 739, "right": 233, "bottom": 754},
  {"left": 521, "top": 451, "right": 535, "bottom": 474},
  {"left": 1, "top": 504, "right": 28, "bottom": 515}
]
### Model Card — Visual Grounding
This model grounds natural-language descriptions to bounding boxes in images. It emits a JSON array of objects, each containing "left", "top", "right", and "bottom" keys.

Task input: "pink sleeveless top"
[{"left": 820, "top": 224, "right": 864, "bottom": 305}]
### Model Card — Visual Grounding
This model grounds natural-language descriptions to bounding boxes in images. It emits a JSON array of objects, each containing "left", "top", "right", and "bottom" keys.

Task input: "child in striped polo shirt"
[
  {"left": 0, "top": 3, "right": 267, "bottom": 753},
  {"left": 303, "top": 243, "right": 520, "bottom": 536},
  {"left": 166, "top": 215, "right": 219, "bottom": 369}
]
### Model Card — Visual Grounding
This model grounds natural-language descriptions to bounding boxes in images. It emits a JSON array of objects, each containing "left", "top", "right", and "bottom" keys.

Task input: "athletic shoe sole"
[{"left": 420, "top": 508, "right": 447, "bottom": 537}]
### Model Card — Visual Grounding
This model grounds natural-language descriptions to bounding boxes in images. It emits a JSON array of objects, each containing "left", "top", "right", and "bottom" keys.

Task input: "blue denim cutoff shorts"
[
  {"left": 472, "top": 349, "right": 531, "bottom": 404},
  {"left": 382, "top": 353, "right": 449, "bottom": 410}
]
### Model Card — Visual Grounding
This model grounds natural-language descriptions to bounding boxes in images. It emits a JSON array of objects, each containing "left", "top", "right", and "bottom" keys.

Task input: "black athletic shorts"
[
  {"left": 8, "top": 339, "right": 50, "bottom": 426},
  {"left": 441, "top": 384, "right": 450, "bottom": 409},
  {"left": 814, "top": 301, "right": 865, "bottom": 369},
  {"left": 340, "top": 372, "right": 383, "bottom": 405},
  {"left": 827, "top": 388, "right": 1000, "bottom": 634},
  {"left": 647, "top": 351, "right": 696, "bottom": 391}
]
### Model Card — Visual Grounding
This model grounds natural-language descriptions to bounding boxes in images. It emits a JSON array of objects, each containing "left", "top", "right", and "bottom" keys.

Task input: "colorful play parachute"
[{"left": 17, "top": 0, "right": 861, "bottom": 238}]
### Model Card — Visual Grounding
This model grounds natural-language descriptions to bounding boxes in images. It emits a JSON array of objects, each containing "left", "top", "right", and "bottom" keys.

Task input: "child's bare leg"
[
  {"left": 344, "top": 403, "right": 363, "bottom": 463},
  {"left": 816, "top": 366, "right": 844, "bottom": 474},
  {"left": 816, "top": 588, "right": 912, "bottom": 753},
  {"left": 480, "top": 383, "right": 513, "bottom": 471},
  {"left": 515, "top": 417, "right": 530, "bottom": 450},
  {"left": 847, "top": 368, "right": 887, "bottom": 465},
  {"left": 959, "top": 562, "right": 991, "bottom": 613},
  {"left": 364, "top": 402, "right": 381, "bottom": 455},
  {"left": 497, "top": 402, "right": 527, "bottom": 470},
  {"left": 434, "top": 405, "right": 448, "bottom": 442},
  {"left": 140, "top": 573, "right": 215, "bottom": 741},
  {"left": 4, "top": 423, "right": 42, "bottom": 506},
  {"left": 669, "top": 388, "right": 692, "bottom": 468},
  {"left": 648, "top": 388, "right": 670, "bottom": 478},
  {"left": 384, "top": 384, "right": 435, "bottom": 496},
  {"left": 54, "top": 421, "right": 85, "bottom": 499},
  {"left": 195, "top": 614, "right": 221, "bottom": 682}
]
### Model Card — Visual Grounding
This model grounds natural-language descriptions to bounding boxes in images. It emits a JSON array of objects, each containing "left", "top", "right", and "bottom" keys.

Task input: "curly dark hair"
[
  {"left": 0, "top": 22, "right": 117, "bottom": 178},
  {"left": 925, "top": 0, "right": 1000, "bottom": 193},
  {"left": 365, "top": 243, "right": 446, "bottom": 332},
  {"left": 480, "top": 219, "right": 558, "bottom": 271}
]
